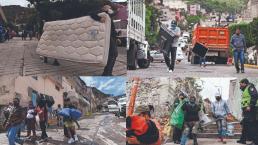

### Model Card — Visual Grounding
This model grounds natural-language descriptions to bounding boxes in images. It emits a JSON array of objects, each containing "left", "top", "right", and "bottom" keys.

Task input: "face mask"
[
  {"left": 216, "top": 97, "right": 221, "bottom": 101},
  {"left": 171, "top": 24, "right": 176, "bottom": 29}
]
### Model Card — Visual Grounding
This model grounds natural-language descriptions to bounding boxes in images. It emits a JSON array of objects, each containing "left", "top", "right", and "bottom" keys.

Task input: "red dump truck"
[{"left": 190, "top": 26, "right": 230, "bottom": 64}]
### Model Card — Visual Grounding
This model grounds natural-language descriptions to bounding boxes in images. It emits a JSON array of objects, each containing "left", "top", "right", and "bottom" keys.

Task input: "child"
[
  {"left": 63, "top": 101, "right": 79, "bottom": 144},
  {"left": 26, "top": 101, "right": 37, "bottom": 139}
]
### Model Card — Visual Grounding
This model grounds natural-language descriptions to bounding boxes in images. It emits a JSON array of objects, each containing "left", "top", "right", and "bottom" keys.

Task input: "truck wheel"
[
  {"left": 127, "top": 42, "right": 137, "bottom": 70},
  {"left": 191, "top": 56, "right": 199, "bottom": 64},
  {"left": 138, "top": 59, "right": 150, "bottom": 68}
]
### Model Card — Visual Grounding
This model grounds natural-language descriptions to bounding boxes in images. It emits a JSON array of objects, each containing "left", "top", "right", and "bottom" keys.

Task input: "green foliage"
[
  {"left": 250, "top": 18, "right": 258, "bottom": 46},
  {"left": 229, "top": 22, "right": 255, "bottom": 48},
  {"left": 186, "top": 15, "right": 201, "bottom": 25},
  {"left": 145, "top": 5, "right": 160, "bottom": 45}
]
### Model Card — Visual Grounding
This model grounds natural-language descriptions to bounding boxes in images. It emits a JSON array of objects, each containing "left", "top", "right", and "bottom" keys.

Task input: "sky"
[
  {"left": 80, "top": 77, "right": 126, "bottom": 96},
  {"left": 198, "top": 77, "right": 236, "bottom": 102},
  {"left": 0, "top": 0, "right": 29, "bottom": 7}
]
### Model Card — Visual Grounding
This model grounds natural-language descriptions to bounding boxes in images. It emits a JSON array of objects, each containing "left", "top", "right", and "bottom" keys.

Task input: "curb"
[{"left": 244, "top": 64, "right": 258, "bottom": 69}]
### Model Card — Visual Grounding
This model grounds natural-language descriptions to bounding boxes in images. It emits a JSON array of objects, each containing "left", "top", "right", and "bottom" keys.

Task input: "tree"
[{"left": 185, "top": 0, "right": 246, "bottom": 26}]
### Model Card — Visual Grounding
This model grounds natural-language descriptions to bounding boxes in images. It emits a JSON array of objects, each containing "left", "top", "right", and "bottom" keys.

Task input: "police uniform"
[{"left": 240, "top": 82, "right": 258, "bottom": 144}]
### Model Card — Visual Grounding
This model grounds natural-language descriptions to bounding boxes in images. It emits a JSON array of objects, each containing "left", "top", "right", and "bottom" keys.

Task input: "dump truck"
[
  {"left": 190, "top": 26, "right": 230, "bottom": 64},
  {"left": 127, "top": 0, "right": 151, "bottom": 70}
]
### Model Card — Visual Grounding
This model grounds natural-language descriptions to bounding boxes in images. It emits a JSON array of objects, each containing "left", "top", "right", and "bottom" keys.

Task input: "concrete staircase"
[{"left": 197, "top": 121, "right": 242, "bottom": 139}]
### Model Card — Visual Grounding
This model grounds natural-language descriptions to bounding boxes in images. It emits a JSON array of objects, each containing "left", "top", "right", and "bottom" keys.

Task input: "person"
[
  {"left": 5, "top": 28, "right": 10, "bottom": 41},
  {"left": 230, "top": 28, "right": 246, "bottom": 73},
  {"left": 170, "top": 92, "right": 187, "bottom": 144},
  {"left": 90, "top": 4, "right": 119, "bottom": 76},
  {"left": 163, "top": 20, "right": 181, "bottom": 73},
  {"left": 211, "top": 92, "right": 231, "bottom": 144},
  {"left": 56, "top": 104, "right": 63, "bottom": 127},
  {"left": 25, "top": 101, "right": 37, "bottom": 139},
  {"left": 180, "top": 96, "right": 201, "bottom": 145},
  {"left": 4, "top": 97, "right": 26, "bottom": 145},
  {"left": 126, "top": 105, "right": 161, "bottom": 145},
  {"left": 237, "top": 79, "right": 258, "bottom": 145},
  {"left": 35, "top": 103, "right": 48, "bottom": 141},
  {"left": 199, "top": 56, "right": 206, "bottom": 68},
  {"left": 63, "top": 99, "right": 79, "bottom": 144},
  {"left": 28, "top": 30, "right": 33, "bottom": 40}
]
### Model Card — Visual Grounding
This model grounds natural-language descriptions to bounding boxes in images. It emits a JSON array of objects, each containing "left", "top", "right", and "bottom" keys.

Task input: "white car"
[
  {"left": 150, "top": 50, "right": 164, "bottom": 62},
  {"left": 107, "top": 100, "right": 119, "bottom": 114},
  {"left": 118, "top": 97, "right": 127, "bottom": 117},
  {"left": 176, "top": 48, "right": 185, "bottom": 62}
]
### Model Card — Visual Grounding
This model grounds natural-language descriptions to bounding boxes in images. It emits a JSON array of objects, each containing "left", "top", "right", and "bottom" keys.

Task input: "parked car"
[
  {"left": 150, "top": 50, "right": 164, "bottom": 62},
  {"left": 150, "top": 48, "right": 184, "bottom": 63},
  {"left": 107, "top": 100, "right": 119, "bottom": 115},
  {"left": 118, "top": 97, "right": 127, "bottom": 118}
]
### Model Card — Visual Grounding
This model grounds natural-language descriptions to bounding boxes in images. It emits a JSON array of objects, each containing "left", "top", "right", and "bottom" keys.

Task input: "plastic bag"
[
  {"left": 163, "top": 122, "right": 172, "bottom": 137},
  {"left": 170, "top": 102, "right": 185, "bottom": 129}
]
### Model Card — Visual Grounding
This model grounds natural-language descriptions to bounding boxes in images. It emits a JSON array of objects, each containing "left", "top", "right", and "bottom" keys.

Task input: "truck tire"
[
  {"left": 191, "top": 56, "right": 199, "bottom": 64},
  {"left": 127, "top": 41, "right": 137, "bottom": 70},
  {"left": 138, "top": 59, "right": 150, "bottom": 68}
]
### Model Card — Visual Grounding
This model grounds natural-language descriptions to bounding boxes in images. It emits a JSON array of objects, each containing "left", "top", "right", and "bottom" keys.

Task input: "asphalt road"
[
  {"left": 0, "top": 113, "right": 126, "bottom": 145},
  {"left": 127, "top": 59, "right": 258, "bottom": 78}
]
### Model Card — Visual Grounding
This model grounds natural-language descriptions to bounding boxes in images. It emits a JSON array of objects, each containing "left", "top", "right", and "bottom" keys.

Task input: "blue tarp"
[{"left": 58, "top": 108, "right": 82, "bottom": 120}]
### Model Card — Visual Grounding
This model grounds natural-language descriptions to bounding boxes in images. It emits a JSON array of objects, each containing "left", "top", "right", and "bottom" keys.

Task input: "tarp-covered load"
[{"left": 36, "top": 13, "right": 111, "bottom": 66}]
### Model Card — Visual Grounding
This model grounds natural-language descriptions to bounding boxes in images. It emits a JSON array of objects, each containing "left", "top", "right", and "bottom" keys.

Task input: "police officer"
[{"left": 238, "top": 79, "right": 258, "bottom": 145}]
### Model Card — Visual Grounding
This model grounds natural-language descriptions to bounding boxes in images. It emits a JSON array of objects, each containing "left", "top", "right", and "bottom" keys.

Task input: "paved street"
[
  {"left": 127, "top": 60, "right": 258, "bottom": 78},
  {"left": 164, "top": 138, "right": 239, "bottom": 145},
  {"left": 0, "top": 38, "right": 126, "bottom": 76},
  {"left": 0, "top": 113, "right": 125, "bottom": 145}
]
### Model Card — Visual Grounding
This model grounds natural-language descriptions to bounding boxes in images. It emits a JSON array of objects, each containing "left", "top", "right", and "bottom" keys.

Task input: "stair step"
[{"left": 197, "top": 133, "right": 241, "bottom": 139}]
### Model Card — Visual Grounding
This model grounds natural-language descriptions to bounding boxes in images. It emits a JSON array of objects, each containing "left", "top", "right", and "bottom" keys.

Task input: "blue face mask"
[{"left": 171, "top": 24, "right": 176, "bottom": 29}]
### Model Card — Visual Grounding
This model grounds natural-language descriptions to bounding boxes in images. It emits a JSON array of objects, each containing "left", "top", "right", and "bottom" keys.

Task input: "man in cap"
[
  {"left": 211, "top": 92, "right": 231, "bottom": 144},
  {"left": 4, "top": 97, "right": 26, "bottom": 145},
  {"left": 126, "top": 105, "right": 161, "bottom": 145},
  {"left": 238, "top": 79, "right": 258, "bottom": 145},
  {"left": 163, "top": 20, "right": 181, "bottom": 73}
]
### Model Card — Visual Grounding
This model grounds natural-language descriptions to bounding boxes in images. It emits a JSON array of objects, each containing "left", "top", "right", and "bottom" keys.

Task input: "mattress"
[{"left": 36, "top": 13, "right": 111, "bottom": 66}]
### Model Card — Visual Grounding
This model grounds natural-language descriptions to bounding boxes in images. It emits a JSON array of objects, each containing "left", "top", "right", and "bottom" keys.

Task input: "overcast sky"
[
  {"left": 80, "top": 77, "right": 126, "bottom": 96},
  {"left": 0, "top": 0, "right": 29, "bottom": 7},
  {"left": 199, "top": 77, "right": 236, "bottom": 102}
]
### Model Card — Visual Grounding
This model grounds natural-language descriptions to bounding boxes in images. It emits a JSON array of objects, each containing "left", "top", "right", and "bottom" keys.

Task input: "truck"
[
  {"left": 127, "top": 0, "right": 151, "bottom": 70},
  {"left": 190, "top": 26, "right": 230, "bottom": 64}
]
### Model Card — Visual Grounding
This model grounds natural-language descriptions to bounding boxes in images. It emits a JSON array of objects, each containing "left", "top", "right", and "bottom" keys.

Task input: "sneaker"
[
  {"left": 74, "top": 135, "right": 79, "bottom": 142},
  {"left": 168, "top": 69, "right": 173, "bottom": 73},
  {"left": 241, "top": 70, "right": 245, "bottom": 73},
  {"left": 237, "top": 140, "right": 246, "bottom": 144},
  {"left": 68, "top": 138, "right": 75, "bottom": 144}
]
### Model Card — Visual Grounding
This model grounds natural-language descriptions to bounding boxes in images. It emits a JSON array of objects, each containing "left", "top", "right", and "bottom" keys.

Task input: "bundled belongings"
[
  {"left": 36, "top": 13, "right": 111, "bottom": 66},
  {"left": 126, "top": 115, "right": 159, "bottom": 145},
  {"left": 37, "top": 94, "right": 55, "bottom": 107},
  {"left": 58, "top": 108, "right": 82, "bottom": 120},
  {"left": 192, "top": 42, "right": 208, "bottom": 58},
  {"left": 157, "top": 24, "right": 176, "bottom": 51}
]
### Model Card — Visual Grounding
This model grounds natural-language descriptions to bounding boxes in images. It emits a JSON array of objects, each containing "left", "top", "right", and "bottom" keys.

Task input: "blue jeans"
[
  {"left": 199, "top": 57, "right": 206, "bottom": 65},
  {"left": 7, "top": 124, "right": 23, "bottom": 145},
  {"left": 233, "top": 50, "right": 244, "bottom": 71}
]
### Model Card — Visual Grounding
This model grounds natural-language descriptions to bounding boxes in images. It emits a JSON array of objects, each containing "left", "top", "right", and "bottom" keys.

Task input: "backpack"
[{"left": 136, "top": 120, "right": 159, "bottom": 144}]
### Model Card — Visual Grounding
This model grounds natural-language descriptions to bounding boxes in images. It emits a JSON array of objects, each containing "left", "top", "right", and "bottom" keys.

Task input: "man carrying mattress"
[{"left": 91, "top": 3, "right": 119, "bottom": 76}]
